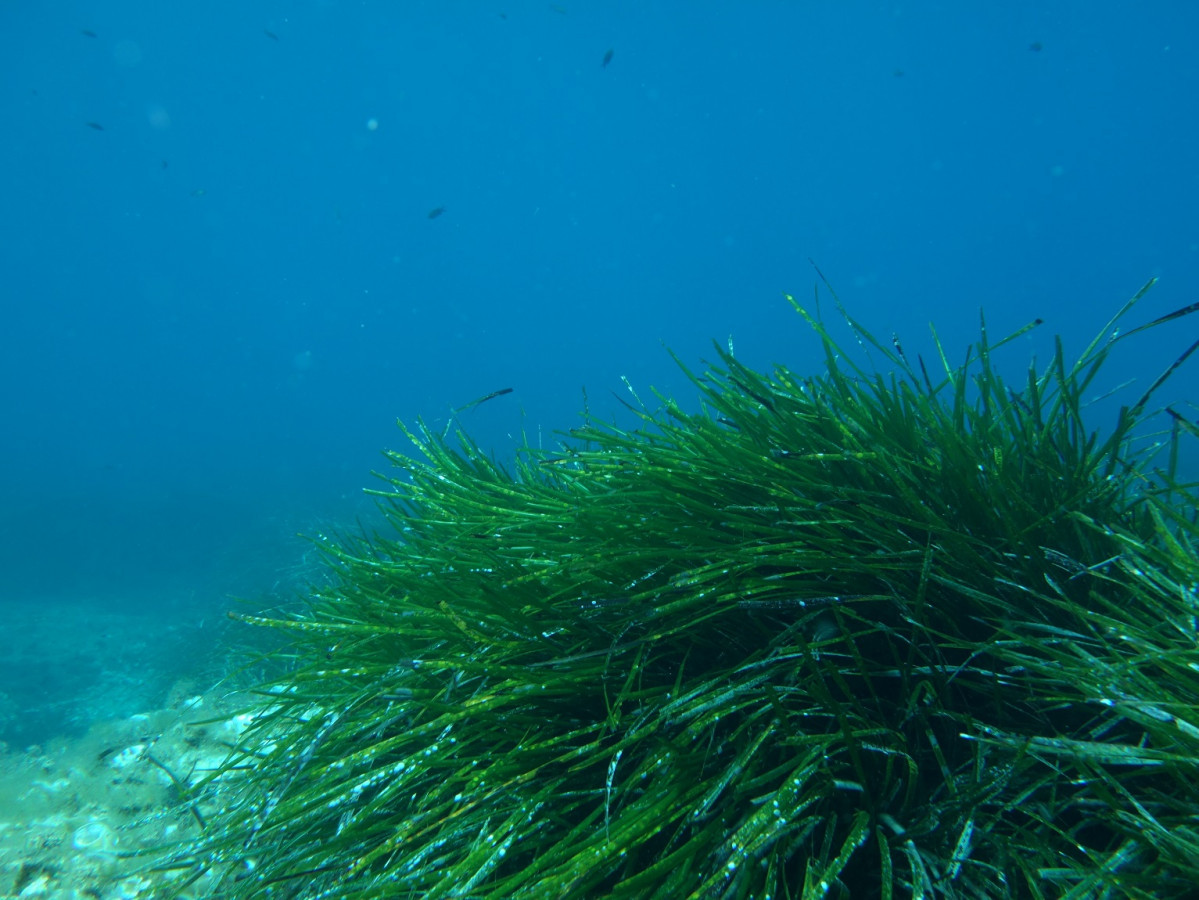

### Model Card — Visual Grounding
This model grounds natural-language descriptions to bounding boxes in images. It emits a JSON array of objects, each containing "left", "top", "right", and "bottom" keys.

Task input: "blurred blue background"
[{"left": 1, "top": 1, "right": 1196, "bottom": 741}]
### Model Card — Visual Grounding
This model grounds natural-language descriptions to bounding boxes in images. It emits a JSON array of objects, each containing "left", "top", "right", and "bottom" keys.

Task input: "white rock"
[
  {"left": 222, "top": 712, "right": 256, "bottom": 738},
  {"left": 116, "top": 875, "right": 152, "bottom": 898},
  {"left": 17, "top": 873, "right": 50, "bottom": 896},
  {"left": 73, "top": 818, "right": 116, "bottom": 856},
  {"left": 108, "top": 744, "right": 147, "bottom": 769}
]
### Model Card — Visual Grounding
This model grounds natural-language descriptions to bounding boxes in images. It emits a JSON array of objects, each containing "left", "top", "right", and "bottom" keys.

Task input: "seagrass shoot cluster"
[{"left": 170, "top": 279, "right": 1199, "bottom": 898}]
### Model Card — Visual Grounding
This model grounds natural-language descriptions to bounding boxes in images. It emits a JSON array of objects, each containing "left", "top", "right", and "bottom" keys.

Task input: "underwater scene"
[{"left": 1, "top": 2, "right": 1197, "bottom": 897}]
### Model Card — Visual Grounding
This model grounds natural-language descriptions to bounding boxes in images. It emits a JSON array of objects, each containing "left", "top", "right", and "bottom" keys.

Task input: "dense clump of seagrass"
[{"left": 179, "top": 282, "right": 1199, "bottom": 898}]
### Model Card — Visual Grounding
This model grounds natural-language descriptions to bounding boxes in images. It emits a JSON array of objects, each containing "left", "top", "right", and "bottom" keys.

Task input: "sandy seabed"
[
  {"left": 0, "top": 596, "right": 267, "bottom": 899},
  {"left": 0, "top": 685, "right": 253, "bottom": 899}
]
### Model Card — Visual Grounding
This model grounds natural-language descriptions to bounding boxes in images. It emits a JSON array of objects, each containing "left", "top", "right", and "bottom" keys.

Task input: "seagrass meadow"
[{"left": 170, "top": 281, "right": 1199, "bottom": 898}]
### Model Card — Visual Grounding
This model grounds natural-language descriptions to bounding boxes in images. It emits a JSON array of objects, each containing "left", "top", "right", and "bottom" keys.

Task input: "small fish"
[
  {"left": 80, "top": 29, "right": 98, "bottom": 38},
  {"left": 455, "top": 387, "right": 513, "bottom": 413},
  {"left": 1029, "top": 41, "right": 1043, "bottom": 52},
  {"left": 264, "top": 29, "right": 279, "bottom": 41},
  {"left": 427, "top": 206, "right": 446, "bottom": 219},
  {"left": 85, "top": 121, "right": 104, "bottom": 130},
  {"left": 190, "top": 188, "right": 207, "bottom": 197},
  {"left": 602, "top": 48, "right": 614, "bottom": 67}
]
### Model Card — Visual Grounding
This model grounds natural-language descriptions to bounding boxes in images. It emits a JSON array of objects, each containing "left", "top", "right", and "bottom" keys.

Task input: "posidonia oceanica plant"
[{"left": 169, "top": 278, "right": 1199, "bottom": 899}]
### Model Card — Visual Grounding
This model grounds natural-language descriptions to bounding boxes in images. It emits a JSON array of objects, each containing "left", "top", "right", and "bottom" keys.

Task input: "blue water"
[{"left": 2, "top": 1, "right": 1196, "bottom": 744}]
